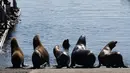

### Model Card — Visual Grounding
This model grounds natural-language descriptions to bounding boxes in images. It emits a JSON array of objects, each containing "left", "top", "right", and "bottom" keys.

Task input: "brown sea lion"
[
  {"left": 98, "top": 41, "right": 128, "bottom": 68},
  {"left": 32, "top": 35, "right": 50, "bottom": 68},
  {"left": 53, "top": 39, "right": 70, "bottom": 68},
  {"left": 70, "top": 35, "right": 96, "bottom": 68},
  {"left": 11, "top": 38, "right": 26, "bottom": 68}
]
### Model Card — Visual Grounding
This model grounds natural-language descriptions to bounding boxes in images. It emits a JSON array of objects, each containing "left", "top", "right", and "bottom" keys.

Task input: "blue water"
[{"left": 1, "top": 0, "right": 130, "bottom": 68}]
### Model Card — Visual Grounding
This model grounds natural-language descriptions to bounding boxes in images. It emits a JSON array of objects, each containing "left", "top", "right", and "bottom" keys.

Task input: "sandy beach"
[{"left": 0, "top": 68, "right": 130, "bottom": 73}]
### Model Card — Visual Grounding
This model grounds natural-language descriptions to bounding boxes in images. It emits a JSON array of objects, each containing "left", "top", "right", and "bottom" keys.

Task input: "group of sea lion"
[
  {"left": 11, "top": 35, "right": 50, "bottom": 69},
  {"left": 10, "top": 35, "right": 128, "bottom": 68}
]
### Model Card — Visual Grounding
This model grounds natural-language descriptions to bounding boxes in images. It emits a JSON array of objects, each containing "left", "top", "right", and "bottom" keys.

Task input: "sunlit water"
[{"left": 1, "top": 0, "right": 130, "bottom": 68}]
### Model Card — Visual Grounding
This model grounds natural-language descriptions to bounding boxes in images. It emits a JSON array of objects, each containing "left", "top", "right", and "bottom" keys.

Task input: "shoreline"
[{"left": 1, "top": 68, "right": 130, "bottom": 73}]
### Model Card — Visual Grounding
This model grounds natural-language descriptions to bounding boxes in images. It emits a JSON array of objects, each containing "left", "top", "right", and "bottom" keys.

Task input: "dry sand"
[{"left": 0, "top": 68, "right": 130, "bottom": 73}]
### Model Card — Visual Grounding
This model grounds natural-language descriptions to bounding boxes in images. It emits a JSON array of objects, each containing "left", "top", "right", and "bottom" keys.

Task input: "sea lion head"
[
  {"left": 107, "top": 41, "right": 117, "bottom": 50},
  {"left": 62, "top": 39, "right": 70, "bottom": 50},
  {"left": 53, "top": 45, "right": 61, "bottom": 57},
  {"left": 33, "top": 35, "right": 41, "bottom": 49},
  {"left": 76, "top": 35, "right": 86, "bottom": 46},
  {"left": 11, "top": 37, "right": 19, "bottom": 54}
]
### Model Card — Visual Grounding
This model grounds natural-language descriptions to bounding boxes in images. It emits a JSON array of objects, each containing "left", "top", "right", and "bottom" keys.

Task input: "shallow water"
[{"left": 1, "top": 0, "right": 130, "bottom": 68}]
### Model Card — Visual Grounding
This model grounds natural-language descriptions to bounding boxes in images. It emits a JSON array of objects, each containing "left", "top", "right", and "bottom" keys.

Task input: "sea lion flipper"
[
  {"left": 66, "top": 65, "right": 70, "bottom": 68},
  {"left": 47, "top": 60, "right": 50, "bottom": 67},
  {"left": 22, "top": 62, "right": 28, "bottom": 67},
  {"left": 46, "top": 55, "right": 50, "bottom": 67},
  {"left": 123, "top": 65, "right": 129, "bottom": 68},
  {"left": 70, "top": 55, "right": 75, "bottom": 68},
  {"left": 56, "top": 65, "right": 62, "bottom": 68},
  {"left": 95, "top": 63, "right": 101, "bottom": 68}
]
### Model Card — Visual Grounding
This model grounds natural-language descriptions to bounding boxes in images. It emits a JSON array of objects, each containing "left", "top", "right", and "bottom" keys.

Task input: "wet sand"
[{"left": 1, "top": 68, "right": 130, "bottom": 73}]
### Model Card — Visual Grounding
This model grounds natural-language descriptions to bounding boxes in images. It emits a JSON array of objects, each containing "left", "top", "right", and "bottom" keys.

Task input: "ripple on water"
[{"left": 1, "top": 0, "right": 130, "bottom": 67}]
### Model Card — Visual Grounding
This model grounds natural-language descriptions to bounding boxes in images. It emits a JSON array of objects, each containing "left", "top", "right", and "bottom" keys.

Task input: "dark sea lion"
[
  {"left": 70, "top": 35, "right": 96, "bottom": 68},
  {"left": 62, "top": 39, "right": 70, "bottom": 51},
  {"left": 98, "top": 41, "right": 128, "bottom": 68},
  {"left": 32, "top": 35, "right": 50, "bottom": 69},
  {"left": 11, "top": 38, "right": 26, "bottom": 68},
  {"left": 53, "top": 39, "right": 70, "bottom": 68}
]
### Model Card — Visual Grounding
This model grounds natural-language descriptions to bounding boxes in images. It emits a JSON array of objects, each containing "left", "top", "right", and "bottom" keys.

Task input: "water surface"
[{"left": 1, "top": 0, "right": 130, "bottom": 68}]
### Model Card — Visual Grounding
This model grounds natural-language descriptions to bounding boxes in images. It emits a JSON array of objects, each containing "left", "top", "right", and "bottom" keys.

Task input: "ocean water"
[{"left": 1, "top": 0, "right": 130, "bottom": 68}]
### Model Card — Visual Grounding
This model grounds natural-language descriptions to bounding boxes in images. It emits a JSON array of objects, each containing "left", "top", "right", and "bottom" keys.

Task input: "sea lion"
[
  {"left": 32, "top": 35, "right": 50, "bottom": 68},
  {"left": 53, "top": 39, "right": 70, "bottom": 68},
  {"left": 98, "top": 41, "right": 128, "bottom": 68},
  {"left": 62, "top": 39, "right": 70, "bottom": 51},
  {"left": 70, "top": 35, "right": 96, "bottom": 68},
  {"left": 11, "top": 38, "right": 26, "bottom": 68}
]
